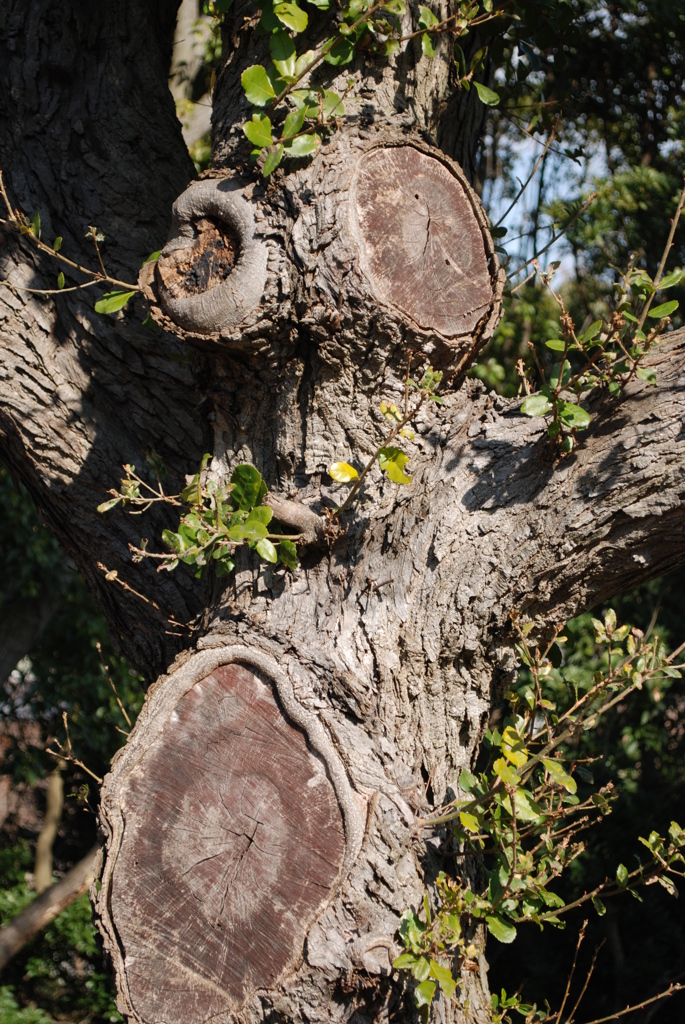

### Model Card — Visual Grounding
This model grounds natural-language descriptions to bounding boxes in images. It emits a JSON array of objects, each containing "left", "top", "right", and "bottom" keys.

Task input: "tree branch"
[{"left": 0, "top": 846, "right": 98, "bottom": 971}]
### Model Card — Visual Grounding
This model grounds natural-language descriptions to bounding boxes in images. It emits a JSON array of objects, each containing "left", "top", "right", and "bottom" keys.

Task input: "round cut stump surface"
[
  {"left": 110, "top": 663, "right": 345, "bottom": 1024},
  {"left": 352, "top": 146, "right": 493, "bottom": 338}
]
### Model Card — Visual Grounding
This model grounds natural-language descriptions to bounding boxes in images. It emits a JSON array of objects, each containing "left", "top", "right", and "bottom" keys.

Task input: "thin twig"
[
  {"left": 494, "top": 119, "right": 559, "bottom": 229},
  {"left": 2, "top": 279, "right": 101, "bottom": 296},
  {"left": 87, "top": 226, "right": 108, "bottom": 280},
  {"left": 637, "top": 178, "right": 685, "bottom": 330},
  {"left": 566, "top": 940, "right": 605, "bottom": 1023},
  {"left": 46, "top": 712, "right": 103, "bottom": 784},
  {"left": 0, "top": 169, "right": 139, "bottom": 292},
  {"left": 510, "top": 269, "right": 536, "bottom": 295},
  {"left": 578, "top": 983, "right": 685, "bottom": 1024},
  {"left": 95, "top": 641, "right": 132, "bottom": 729},
  {"left": 506, "top": 194, "right": 596, "bottom": 282},
  {"left": 97, "top": 562, "right": 192, "bottom": 631}
]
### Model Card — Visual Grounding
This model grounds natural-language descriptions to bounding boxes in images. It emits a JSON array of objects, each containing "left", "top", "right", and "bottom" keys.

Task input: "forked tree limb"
[{"left": 0, "top": 844, "right": 99, "bottom": 971}]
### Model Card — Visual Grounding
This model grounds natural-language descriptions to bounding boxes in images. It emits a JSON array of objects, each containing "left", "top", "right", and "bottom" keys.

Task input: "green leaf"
[
  {"left": 321, "top": 90, "right": 345, "bottom": 120},
  {"left": 215, "top": 555, "right": 236, "bottom": 576},
  {"left": 459, "top": 769, "right": 478, "bottom": 792},
  {"left": 658, "top": 268, "right": 683, "bottom": 290},
  {"left": 393, "top": 953, "right": 418, "bottom": 969},
  {"left": 508, "top": 789, "right": 544, "bottom": 822},
  {"left": 274, "top": 2, "right": 308, "bottom": 33},
  {"left": 53, "top": 235, "right": 62, "bottom": 252},
  {"left": 244, "top": 114, "right": 273, "bottom": 148},
  {"left": 558, "top": 402, "right": 591, "bottom": 429},
  {"left": 142, "top": 250, "right": 161, "bottom": 265},
  {"left": 454, "top": 41, "right": 466, "bottom": 76},
  {"left": 493, "top": 757, "right": 520, "bottom": 787},
  {"left": 411, "top": 957, "right": 431, "bottom": 981},
  {"left": 520, "top": 393, "right": 552, "bottom": 417},
  {"left": 430, "top": 962, "right": 456, "bottom": 999},
  {"left": 473, "top": 81, "right": 499, "bottom": 106},
  {"left": 414, "top": 980, "right": 436, "bottom": 1008},
  {"left": 290, "top": 88, "right": 319, "bottom": 116},
  {"left": 305, "top": 0, "right": 329, "bottom": 7},
  {"left": 542, "top": 758, "right": 577, "bottom": 794},
  {"left": 636, "top": 366, "right": 657, "bottom": 385},
  {"left": 57, "top": 271, "right": 65, "bottom": 289},
  {"left": 418, "top": 4, "right": 439, "bottom": 28},
  {"left": 262, "top": 144, "right": 284, "bottom": 176},
  {"left": 230, "top": 464, "right": 265, "bottom": 510},
  {"left": 97, "top": 496, "right": 122, "bottom": 513},
  {"left": 294, "top": 50, "right": 317, "bottom": 76},
  {"left": 399, "top": 909, "right": 426, "bottom": 952},
  {"left": 578, "top": 319, "right": 602, "bottom": 344},
  {"left": 486, "top": 916, "right": 517, "bottom": 943},
  {"left": 378, "top": 446, "right": 411, "bottom": 484},
  {"left": 282, "top": 106, "right": 306, "bottom": 139},
  {"left": 616, "top": 863, "right": 628, "bottom": 886},
  {"left": 94, "top": 290, "right": 136, "bottom": 314},
  {"left": 241, "top": 65, "right": 276, "bottom": 106},
  {"left": 245, "top": 506, "right": 273, "bottom": 528},
  {"left": 545, "top": 338, "right": 566, "bottom": 351},
  {"left": 648, "top": 300, "right": 678, "bottom": 319},
  {"left": 256, "top": 537, "right": 278, "bottom": 563},
  {"left": 31, "top": 211, "right": 41, "bottom": 237},
  {"left": 324, "top": 38, "right": 355, "bottom": 65},
  {"left": 285, "top": 132, "right": 321, "bottom": 156},
  {"left": 162, "top": 529, "right": 184, "bottom": 554},
  {"left": 278, "top": 537, "right": 298, "bottom": 570},
  {"left": 592, "top": 897, "right": 606, "bottom": 916},
  {"left": 329, "top": 461, "right": 359, "bottom": 482},
  {"left": 270, "top": 29, "right": 296, "bottom": 77},
  {"left": 658, "top": 875, "right": 677, "bottom": 897},
  {"left": 421, "top": 32, "right": 437, "bottom": 57},
  {"left": 459, "top": 811, "right": 480, "bottom": 833}
]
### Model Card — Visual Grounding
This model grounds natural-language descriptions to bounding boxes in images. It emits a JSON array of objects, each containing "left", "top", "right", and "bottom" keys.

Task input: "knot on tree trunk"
[{"left": 147, "top": 178, "right": 269, "bottom": 335}]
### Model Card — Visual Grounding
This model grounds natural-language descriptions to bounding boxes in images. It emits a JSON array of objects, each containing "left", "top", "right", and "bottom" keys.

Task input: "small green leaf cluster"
[
  {"left": 238, "top": 0, "right": 502, "bottom": 176},
  {"left": 0, "top": 175, "right": 145, "bottom": 315},
  {"left": 518, "top": 247, "right": 681, "bottom": 452},
  {"left": 329, "top": 366, "right": 442, "bottom": 511},
  {"left": 98, "top": 456, "right": 299, "bottom": 578},
  {"left": 418, "top": 0, "right": 500, "bottom": 108},
  {"left": 392, "top": 884, "right": 474, "bottom": 1018},
  {"left": 393, "top": 609, "right": 685, "bottom": 1020}
]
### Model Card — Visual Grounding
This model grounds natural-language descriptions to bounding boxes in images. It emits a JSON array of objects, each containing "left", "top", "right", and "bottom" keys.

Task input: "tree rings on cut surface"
[
  {"left": 97, "top": 656, "right": 346, "bottom": 1024},
  {"left": 350, "top": 145, "right": 495, "bottom": 338},
  {"left": 152, "top": 178, "right": 268, "bottom": 335}
]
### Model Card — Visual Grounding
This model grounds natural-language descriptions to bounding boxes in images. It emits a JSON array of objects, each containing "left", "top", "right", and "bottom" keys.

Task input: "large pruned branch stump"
[{"left": 96, "top": 648, "right": 364, "bottom": 1023}]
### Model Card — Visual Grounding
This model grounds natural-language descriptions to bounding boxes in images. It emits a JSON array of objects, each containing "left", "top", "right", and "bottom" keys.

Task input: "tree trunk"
[{"left": 2, "top": 3, "right": 685, "bottom": 1024}]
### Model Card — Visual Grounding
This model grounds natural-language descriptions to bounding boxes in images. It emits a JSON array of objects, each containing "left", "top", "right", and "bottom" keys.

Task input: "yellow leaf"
[
  {"left": 459, "top": 811, "right": 480, "bottom": 833},
  {"left": 501, "top": 725, "right": 528, "bottom": 767},
  {"left": 329, "top": 461, "right": 358, "bottom": 483}
]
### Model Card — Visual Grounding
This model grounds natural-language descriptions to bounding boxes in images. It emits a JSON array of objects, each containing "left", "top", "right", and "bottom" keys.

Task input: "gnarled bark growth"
[{"left": 2, "top": 3, "right": 685, "bottom": 1024}]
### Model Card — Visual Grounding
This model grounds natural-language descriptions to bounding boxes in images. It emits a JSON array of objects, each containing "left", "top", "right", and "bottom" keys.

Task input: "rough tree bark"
[{"left": 1, "top": 2, "right": 685, "bottom": 1024}]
